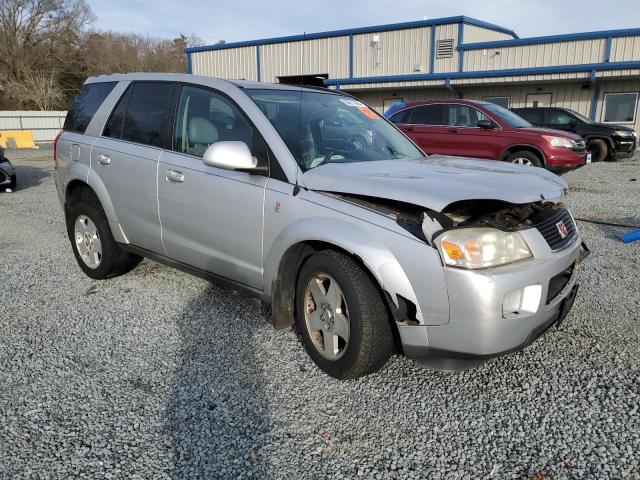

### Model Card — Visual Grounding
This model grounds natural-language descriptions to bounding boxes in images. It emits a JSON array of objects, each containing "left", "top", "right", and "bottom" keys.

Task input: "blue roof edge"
[
  {"left": 460, "top": 27, "right": 640, "bottom": 50},
  {"left": 185, "top": 15, "right": 517, "bottom": 54},
  {"left": 322, "top": 60, "right": 640, "bottom": 86}
]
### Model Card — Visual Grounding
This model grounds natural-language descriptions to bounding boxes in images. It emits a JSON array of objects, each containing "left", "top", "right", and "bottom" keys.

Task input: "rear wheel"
[
  {"left": 506, "top": 150, "right": 543, "bottom": 167},
  {"left": 66, "top": 189, "right": 141, "bottom": 279},
  {"left": 296, "top": 250, "right": 393, "bottom": 379},
  {"left": 586, "top": 139, "right": 608, "bottom": 162}
]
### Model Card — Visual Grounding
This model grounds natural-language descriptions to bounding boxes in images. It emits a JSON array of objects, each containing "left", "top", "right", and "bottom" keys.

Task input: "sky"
[{"left": 88, "top": 0, "right": 640, "bottom": 45}]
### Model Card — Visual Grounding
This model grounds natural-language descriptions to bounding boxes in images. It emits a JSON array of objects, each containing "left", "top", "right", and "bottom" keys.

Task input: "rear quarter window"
[
  {"left": 121, "top": 82, "right": 175, "bottom": 148},
  {"left": 63, "top": 82, "right": 117, "bottom": 134},
  {"left": 514, "top": 109, "right": 542, "bottom": 124}
]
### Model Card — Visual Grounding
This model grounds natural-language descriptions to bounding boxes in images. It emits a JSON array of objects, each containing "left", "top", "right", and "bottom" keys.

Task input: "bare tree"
[
  {"left": 0, "top": 0, "right": 93, "bottom": 82},
  {"left": 3, "top": 69, "right": 63, "bottom": 109}
]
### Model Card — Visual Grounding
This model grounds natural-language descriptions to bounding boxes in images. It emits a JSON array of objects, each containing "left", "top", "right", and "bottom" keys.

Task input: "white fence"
[{"left": 0, "top": 111, "right": 67, "bottom": 143}]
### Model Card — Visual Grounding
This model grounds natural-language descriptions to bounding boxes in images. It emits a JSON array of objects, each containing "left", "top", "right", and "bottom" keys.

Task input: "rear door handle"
[
  {"left": 447, "top": 128, "right": 459, "bottom": 133},
  {"left": 166, "top": 169, "right": 185, "bottom": 183},
  {"left": 402, "top": 126, "right": 414, "bottom": 132},
  {"left": 97, "top": 154, "right": 111, "bottom": 165}
]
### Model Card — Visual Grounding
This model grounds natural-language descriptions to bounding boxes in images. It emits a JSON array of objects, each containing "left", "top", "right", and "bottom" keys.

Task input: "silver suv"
[{"left": 55, "top": 73, "right": 588, "bottom": 379}]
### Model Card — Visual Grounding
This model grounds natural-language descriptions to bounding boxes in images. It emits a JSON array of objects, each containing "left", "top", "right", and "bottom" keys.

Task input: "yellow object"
[{"left": 0, "top": 130, "right": 37, "bottom": 149}]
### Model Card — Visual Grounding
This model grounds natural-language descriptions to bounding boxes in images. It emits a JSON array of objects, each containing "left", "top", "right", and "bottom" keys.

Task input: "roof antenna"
[{"left": 293, "top": 31, "right": 305, "bottom": 196}]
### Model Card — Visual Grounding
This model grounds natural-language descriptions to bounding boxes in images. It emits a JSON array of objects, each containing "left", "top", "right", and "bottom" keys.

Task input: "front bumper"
[
  {"left": 612, "top": 137, "right": 637, "bottom": 158},
  {"left": 546, "top": 148, "right": 588, "bottom": 170},
  {"left": 400, "top": 230, "right": 588, "bottom": 370}
]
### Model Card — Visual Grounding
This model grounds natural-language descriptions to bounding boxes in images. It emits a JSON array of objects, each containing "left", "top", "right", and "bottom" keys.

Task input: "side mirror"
[
  {"left": 477, "top": 119, "right": 495, "bottom": 129},
  {"left": 202, "top": 141, "right": 267, "bottom": 175},
  {"left": 568, "top": 121, "right": 579, "bottom": 130}
]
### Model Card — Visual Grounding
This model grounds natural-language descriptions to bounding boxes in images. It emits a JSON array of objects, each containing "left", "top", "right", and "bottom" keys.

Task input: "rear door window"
[
  {"left": 122, "top": 82, "right": 175, "bottom": 148},
  {"left": 410, "top": 104, "right": 445, "bottom": 125},
  {"left": 63, "top": 82, "right": 116, "bottom": 134},
  {"left": 515, "top": 109, "right": 543, "bottom": 124}
]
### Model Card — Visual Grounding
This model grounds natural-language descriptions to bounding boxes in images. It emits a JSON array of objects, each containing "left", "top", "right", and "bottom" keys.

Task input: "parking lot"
[{"left": 1, "top": 150, "right": 639, "bottom": 479}]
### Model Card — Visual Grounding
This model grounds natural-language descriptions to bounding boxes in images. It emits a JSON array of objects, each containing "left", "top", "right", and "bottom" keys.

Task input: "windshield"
[
  {"left": 567, "top": 109, "right": 593, "bottom": 124},
  {"left": 483, "top": 103, "right": 532, "bottom": 128},
  {"left": 245, "top": 89, "right": 424, "bottom": 171}
]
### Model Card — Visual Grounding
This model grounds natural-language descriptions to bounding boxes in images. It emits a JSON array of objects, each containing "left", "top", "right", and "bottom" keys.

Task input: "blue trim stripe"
[
  {"left": 185, "top": 16, "right": 517, "bottom": 54},
  {"left": 590, "top": 84, "right": 600, "bottom": 121},
  {"left": 323, "top": 60, "right": 640, "bottom": 86},
  {"left": 348, "top": 34, "right": 354, "bottom": 78},
  {"left": 604, "top": 36, "right": 613, "bottom": 62},
  {"left": 457, "top": 22, "right": 465, "bottom": 72},
  {"left": 429, "top": 26, "right": 436, "bottom": 74},
  {"left": 256, "top": 45, "right": 261, "bottom": 82},
  {"left": 459, "top": 27, "right": 640, "bottom": 51}
]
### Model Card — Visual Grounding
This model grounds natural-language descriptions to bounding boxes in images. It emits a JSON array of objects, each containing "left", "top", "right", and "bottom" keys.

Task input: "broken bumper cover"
[{"left": 401, "top": 235, "right": 588, "bottom": 371}]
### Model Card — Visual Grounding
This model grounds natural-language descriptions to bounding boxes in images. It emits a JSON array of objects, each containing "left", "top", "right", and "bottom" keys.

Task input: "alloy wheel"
[
  {"left": 74, "top": 214, "right": 102, "bottom": 269},
  {"left": 303, "top": 273, "right": 350, "bottom": 360}
]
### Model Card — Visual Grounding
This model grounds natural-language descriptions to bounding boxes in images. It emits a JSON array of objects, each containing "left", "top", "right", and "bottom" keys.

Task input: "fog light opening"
[{"left": 503, "top": 284, "right": 542, "bottom": 317}]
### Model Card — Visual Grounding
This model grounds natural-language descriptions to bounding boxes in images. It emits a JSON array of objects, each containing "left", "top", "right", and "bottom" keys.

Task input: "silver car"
[{"left": 55, "top": 73, "right": 588, "bottom": 379}]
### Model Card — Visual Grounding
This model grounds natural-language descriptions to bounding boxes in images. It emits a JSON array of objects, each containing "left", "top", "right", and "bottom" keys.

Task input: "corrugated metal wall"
[
  {"left": 0, "top": 111, "right": 66, "bottom": 142},
  {"left": 464, "top": 25, "right": 514, "bottom": 43},
  {"left": 191, "top": 46, "right": 258, "bottom": 81},
  {"left": 260, "top": 37, "right": 349, "bottom": 83},
  {"left": 610, "top": 36, "right": 640, "bottom": 62},
  {"left": 464, "top": 39, "right": 606, "bottom": 71},
  {"left": 433, "top": 23, "right": 460, "bottom": 73},
  {"left": 352, "top": 88, "right": 457, "bottom": 113},
  {"left": 352, "top": 27, "right": 430, "bottom": 77}
]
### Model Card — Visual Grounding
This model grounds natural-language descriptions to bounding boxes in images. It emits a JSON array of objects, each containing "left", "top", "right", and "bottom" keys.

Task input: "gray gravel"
[{"left": 1, "top": 153, "right": 639, "bottom": 479}]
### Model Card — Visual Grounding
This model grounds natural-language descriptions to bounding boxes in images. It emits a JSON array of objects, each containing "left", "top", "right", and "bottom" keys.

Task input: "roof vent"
[{"left": 436, "top": 39, "right": 454, "bottom": 59}]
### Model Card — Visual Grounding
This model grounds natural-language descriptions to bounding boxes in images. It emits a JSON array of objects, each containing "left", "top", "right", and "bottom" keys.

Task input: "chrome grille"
[{"left": 534, "top": 208, "right": 577, "bottom": 251}]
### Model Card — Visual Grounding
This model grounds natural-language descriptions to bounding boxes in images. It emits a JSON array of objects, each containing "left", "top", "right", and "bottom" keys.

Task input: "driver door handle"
[
  {"left": 447, "top": 128, "right": 459, "bottom": 133},
  {"left": 402, "top": 126, "right": 414, "bottom": 132},
  {"left": 166, "top": 169, "right": 185, "bottom": 183},
  {"left": 97, "top": 154, "right": 111, "bottom": 165}
]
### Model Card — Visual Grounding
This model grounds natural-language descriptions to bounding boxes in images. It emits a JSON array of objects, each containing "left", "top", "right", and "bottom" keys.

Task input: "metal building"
[{"left": 185, "top": 15, "right": 640, "bottom": 132}]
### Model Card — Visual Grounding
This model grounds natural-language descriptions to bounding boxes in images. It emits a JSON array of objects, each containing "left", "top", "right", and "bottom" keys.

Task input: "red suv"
[{"left": 385, "top": 99, "right": 589, "bottom": 170}]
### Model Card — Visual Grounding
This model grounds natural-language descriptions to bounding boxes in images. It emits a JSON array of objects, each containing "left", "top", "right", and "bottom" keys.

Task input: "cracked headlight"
[{"left": 436, "top": 228, "right": 532, "bottom": 269}]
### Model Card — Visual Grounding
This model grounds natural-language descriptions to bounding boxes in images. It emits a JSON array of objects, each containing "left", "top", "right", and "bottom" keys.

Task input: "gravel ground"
[{"left": 1, "top": 152, "right": 639, "bottom": 479}]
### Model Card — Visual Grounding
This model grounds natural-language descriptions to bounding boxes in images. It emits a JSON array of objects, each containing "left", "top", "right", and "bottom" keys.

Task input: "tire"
[
  {"left": 66, "top": 188, "right": 142, "bottom": 280},
  {"left": 295, "top": 250, "right": 393, "bottom": 379},
  {"left": 586, "top": 139, "right": 608, "bottom": 162},
  {"left": 506, "top": 150, "right": 543, "bottom": 168}
]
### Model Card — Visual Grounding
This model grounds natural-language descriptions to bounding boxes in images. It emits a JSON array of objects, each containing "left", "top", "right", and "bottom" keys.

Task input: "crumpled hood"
[{"left": 301, "top": 156, "right": 568, "bottom": 212}]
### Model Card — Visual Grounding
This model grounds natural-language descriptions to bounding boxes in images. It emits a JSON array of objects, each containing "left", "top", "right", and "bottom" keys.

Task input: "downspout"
[
  {"left": 589, "top": 69, "right": 599, "bottom": 121},
  {"left": 445, "top": 78, "right": 462, "bottom": 99},
  {"left": 186, "top": 51, "right": 192, "bottom": 74}
]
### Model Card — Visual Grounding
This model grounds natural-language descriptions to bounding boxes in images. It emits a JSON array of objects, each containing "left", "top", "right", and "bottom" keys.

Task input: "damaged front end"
[{"left": 326, "top": 192, "right": 577, "bottom": 250}]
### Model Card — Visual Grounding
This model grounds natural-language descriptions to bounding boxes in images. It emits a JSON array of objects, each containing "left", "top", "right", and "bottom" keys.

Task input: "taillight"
[{"left": 53, "top": 131, "right": 62, "bottom": 169}]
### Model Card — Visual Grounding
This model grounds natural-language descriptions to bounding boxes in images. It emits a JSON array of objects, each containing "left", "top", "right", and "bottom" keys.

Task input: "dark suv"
[
  {"left": 386, "top": 100, "right": 588, "bottom": 170},
  {"left": 512, "top": 107, "right": 637, "bottom": 162}
]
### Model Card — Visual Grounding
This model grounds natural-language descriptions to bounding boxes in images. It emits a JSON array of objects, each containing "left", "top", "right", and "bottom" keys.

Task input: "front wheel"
[
  {"left": 506, "top": 150, "right": 543, "bottom": 167},
  {"left": 296, "top": 250, "right": 393, "bottom": 379},
  {"left": 586, "top": 139, "right": 608, "bottom": 162}
]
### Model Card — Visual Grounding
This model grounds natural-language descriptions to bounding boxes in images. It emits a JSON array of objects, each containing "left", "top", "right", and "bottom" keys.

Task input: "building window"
[
  {"left": 483, "top": 96, "right": 510, "bottom": 108},
  {"left": 602, "top": 92, "right": 638, "bottom": 123}
]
